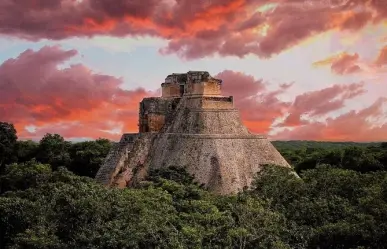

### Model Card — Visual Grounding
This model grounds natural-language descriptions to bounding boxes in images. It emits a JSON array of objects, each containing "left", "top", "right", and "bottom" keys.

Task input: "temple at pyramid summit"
[{"left": 95, "top": 71, "right": 290, "bottom": 195}]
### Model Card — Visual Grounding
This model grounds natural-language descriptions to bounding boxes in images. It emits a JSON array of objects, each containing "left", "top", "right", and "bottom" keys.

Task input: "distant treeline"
[
  {"left": 1, "top": 122, "right": 387, "bottom": 248},
  {"left": 272, "top": 140, "right": 382, "bottom": 150},
  {"left": 274, "top": 140, "right": 387, "bottom": 174}
]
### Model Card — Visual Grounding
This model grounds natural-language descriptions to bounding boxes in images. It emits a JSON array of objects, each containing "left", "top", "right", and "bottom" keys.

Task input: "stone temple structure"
[{"left": 95, "top": 71, "right": 290, "bottom": 195}]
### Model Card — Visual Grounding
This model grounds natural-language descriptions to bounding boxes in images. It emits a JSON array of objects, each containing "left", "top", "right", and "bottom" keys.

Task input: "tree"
[
  {"left": 67, "top": 138, "right": 111, "bottom": 177},
  {"left": 0, "top": 122, "right": 17, "bottom": 170},
  {"left": 0, "top": 159, "right": 52, "bottom": 194},
  {"left": 248, "top": 164, "right": 387, "bottom": 248},
  {"left": 2, "top": 139, "right": 387, "bottom": 249},
  {"left": 14, "top": 140, "right": 38, "bottom": 163},
  {"left": 0, "top": 164, "right": 181, "bottom": 249},
  {"left": 341, "top": 147, "right": 383, "bottom": 172},
  {"left": 36, "top": 134, "right": 71, "bottom": 169}
]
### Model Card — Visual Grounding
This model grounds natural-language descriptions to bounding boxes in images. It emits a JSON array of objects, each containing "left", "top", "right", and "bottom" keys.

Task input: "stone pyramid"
[{"left": 95, "top": 71, "right": 290, "bottom": 195}]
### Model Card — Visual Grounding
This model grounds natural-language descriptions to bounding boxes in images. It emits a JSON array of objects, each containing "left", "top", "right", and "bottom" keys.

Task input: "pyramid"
[{"left": 95, "top": 71, "right": 290, "bottom": 195}]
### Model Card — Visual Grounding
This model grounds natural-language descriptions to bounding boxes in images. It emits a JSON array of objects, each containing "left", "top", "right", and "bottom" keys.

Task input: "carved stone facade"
[
  {"left": 95, "top": 71, "right": 290, "bottom": 195},
  {"left": 161, "top": 71, "right": 222, "bottom": 98}
]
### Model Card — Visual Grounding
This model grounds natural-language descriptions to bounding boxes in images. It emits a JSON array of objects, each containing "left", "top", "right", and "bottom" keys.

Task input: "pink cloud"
[
  {"left": 313, "top": 52, "right": 362, "bottom": 75},
  {"left": 0, "top": 48, "right": 385, "bottom": 142},
  {"left": 278, "top": 83, "right": 366, "bottom": 127},
  {"left": 217, "top": 70, "right": 291, "bottom": 134},
  {"left": 376, "top": 45, "right": 387, "bottom": 66},
  {"left": 0, "top": 46, "right": 152, "bottom": 140},
  {"left": 274, "top": 98, "right": 387, "bottom": 142},
  {"left": 0, "top": 0, "right": 386, "bottom": 59}
]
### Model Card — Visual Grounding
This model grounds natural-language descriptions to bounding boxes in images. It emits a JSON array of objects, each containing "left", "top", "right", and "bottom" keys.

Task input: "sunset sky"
[{"left": 0, "top": 0, "right": 386, "bottom": 142}]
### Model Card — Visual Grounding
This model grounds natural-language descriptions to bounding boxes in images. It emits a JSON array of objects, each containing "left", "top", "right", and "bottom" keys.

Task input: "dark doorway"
[{"left": 179, "top": 85, "right": 184, "bottom": 96}]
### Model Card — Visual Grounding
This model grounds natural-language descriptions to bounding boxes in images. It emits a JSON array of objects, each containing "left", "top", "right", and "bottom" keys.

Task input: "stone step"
[{"left": 95, "top": 136, "right": 140, "bottom": 185}]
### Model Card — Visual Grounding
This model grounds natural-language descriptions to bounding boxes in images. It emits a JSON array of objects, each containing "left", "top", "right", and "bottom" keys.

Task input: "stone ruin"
[{"left": 95, "top": 71, "right": 290, "bottom": 195}]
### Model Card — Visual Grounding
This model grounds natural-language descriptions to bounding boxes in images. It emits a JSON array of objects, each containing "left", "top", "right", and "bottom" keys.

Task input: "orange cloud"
[
  {"left": 216, "top": 70, "right": 386, "bottom": 142},
  {"left": 1, "top": 0, "right": 387, "bottom": 59},
  {"left": 313, "top": 52, "right": 362, "bottom": 75},
  {"left": 0, "top": 46, "right": 153, "bottom": 140},
  {"left": 0, "top": 49, "right": 385, "bottom": 142}
]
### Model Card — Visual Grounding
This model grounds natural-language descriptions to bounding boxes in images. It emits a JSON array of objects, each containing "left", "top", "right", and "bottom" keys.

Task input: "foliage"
[
  {"left": 272, "top": 140, "right": 380, "bottom": 150},
  {"left": 0, "top": 123, "right": 112, "bottom": 178},
  {"left": 250, "top": 165, "right": 387, "bottom": 248},
  {"left": 1, "top": 122, "right": 387, "bottom": 248},
  {"left": 0, "top": 122, "right": 17, "bottom": 170},
  {"left": 1, "top": 166, "right": 180, "bottom": 249},
  {"left": 0, "top": 159, "right": 52, "bottom": 194},
  {"left": 35, "top": 133, "right": 72, "bottom": 170},
  {"left": 0, "top": 163, "right": 290, "bottom": 249},
  {"left": 67, "top": 138, "right": 111, "bottom": 177},
  {"left": 13, "top": 140, "right": 38, "bottom": 163},
  {"left": 275, "top": 142, "right": 387, "bottom": 174}
]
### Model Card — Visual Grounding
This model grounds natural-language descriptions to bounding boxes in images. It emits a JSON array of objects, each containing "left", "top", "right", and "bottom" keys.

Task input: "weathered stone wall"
[
  {"left": 95, "top": 133, "right": 138, "bottom": 184},
  {"left": 111, "top": 133, "right": 157, "bottom": 188},
  {"left": 147, "top": 114, "right": 165, "bottom": 132},
  {"left": 202, "top": 96, "right": 233, "bottom": 109},
  {"left": 140, "top": 97, "right": 172, "bottom": 114},
  {"left": 164, "top": 97, "right": 248, "bottom": 134},
  {"left": 120, "top": 133, "right": 139, "bottom": 143},
  {"left": 139, "top": 97, "right": 180, "bottom": 132},
  {"left": 161, "top": 83, "right": 181, "bottom": 98},
  {"left": 162, "top": 97, "right": 182, "bottom": 128},
  {"left": 185, "top": 81, "right": 222, "bottom": 96},
  {"left": 203, "top": 81, "right": 222, "bottom": 96},
  {"left": 172, "top": 96, "right": 233, "bottom": 109},
  {"left": 148, "top": 133, "right": 289, "bottom": 194}
]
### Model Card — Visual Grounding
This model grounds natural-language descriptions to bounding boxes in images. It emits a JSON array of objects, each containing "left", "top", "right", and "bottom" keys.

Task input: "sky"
[{"left": 0, "top": 0, "right": 387, "bottom": 142}]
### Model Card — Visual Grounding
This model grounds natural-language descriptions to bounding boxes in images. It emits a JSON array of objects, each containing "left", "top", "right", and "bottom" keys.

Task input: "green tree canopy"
[
  {"left": 0, "top": 122, "right": 17, "bottom": 169},
  {"left": 36, "top": 134, "right": 71, "bottom": 169}
]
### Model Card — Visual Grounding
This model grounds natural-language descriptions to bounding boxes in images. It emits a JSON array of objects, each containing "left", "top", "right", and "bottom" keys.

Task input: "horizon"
[
  {"left": 0, "top": 1, "right": 386, "bottom": 142},
  {"left": 13, "top": 132, "right": 386, "bottom": 144}
]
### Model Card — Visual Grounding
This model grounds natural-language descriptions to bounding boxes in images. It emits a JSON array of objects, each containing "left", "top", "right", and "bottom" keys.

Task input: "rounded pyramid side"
[
  {"left": 147, "top": 94, "right": 291, "bottom": 194},
  {"left": 148, "top": 132, "right": 290, "bottom": 194}
]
